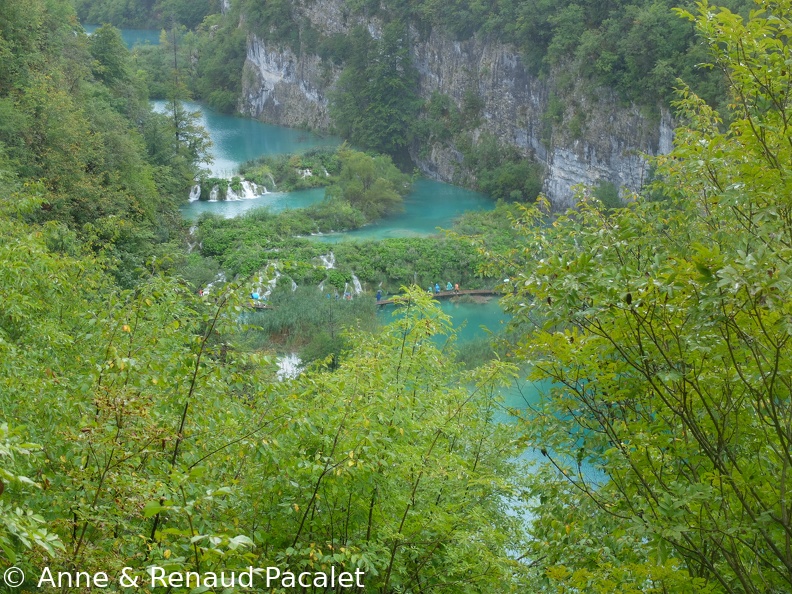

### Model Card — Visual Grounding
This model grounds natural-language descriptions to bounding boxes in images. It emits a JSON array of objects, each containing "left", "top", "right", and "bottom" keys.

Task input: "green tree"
[
  {"left": 327, "top": 146, "right": 411, "bottom": 220},
  {"left": 330, "top": 23, "right": 420, "bottom": 160},
  {"left": 497, "top": 1, "right": 792, "bottom": 591},
  {"left": 88, "top": 23, "right": 129, "bottom": 84}
]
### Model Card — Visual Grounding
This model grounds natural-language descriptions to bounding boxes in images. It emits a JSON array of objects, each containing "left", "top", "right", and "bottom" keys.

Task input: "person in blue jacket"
[
  {"left": 434, "top": 283, "right": 440, "bottom": 294},
  {"left": 376, "top": 289, "right": 382, "bottom": 302}
]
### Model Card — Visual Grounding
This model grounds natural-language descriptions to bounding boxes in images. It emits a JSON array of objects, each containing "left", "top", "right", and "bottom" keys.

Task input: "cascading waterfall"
[
  {"left": 263, "top": 270, "right": 280, "bottom": 299},
  {"left": 202, "top": 272, "right": 226, "bottom": 295},
  {"left": 318, "top": 252, "right": 335, "bottom": 269},
  {"left": 276, "top": 353, "right": 302, "bottom": 381},
  {"left": 187, "top": 225, "right": 198, "bottom": 253},
  {"left": 189, "top": 184, "right": 201, "bottom": 202},
  {"left": 241, "top": 180, "right": 259, "bottom": 199},
  {"left": 291, "top": 279, "right": 297, "bottom": 291},
  {"left": 351, "top": 274, "right": 363, "bottom": 295},
  {"left": 205, "top": 180, "right": 262, "bottom": 202}
]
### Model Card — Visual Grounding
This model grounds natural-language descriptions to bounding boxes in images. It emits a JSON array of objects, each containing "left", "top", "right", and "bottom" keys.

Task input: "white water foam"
[
  {"left": 263, "top": 269, "right": 280, "bottom": 299},
  {"left": 319, "top": 253, "right": 335, "bottom": 269},
  {"left": 276, "top": 353, "right": 302, "bottom": 381},
  {"left": 240, "top": 180, "right": 259, "bottom": 199},
  {"left": 351, "top": 273, "right": 363, "bottom": 295},
  {"left": 189, "top": 184, "right": 201, "bottom": 202}
]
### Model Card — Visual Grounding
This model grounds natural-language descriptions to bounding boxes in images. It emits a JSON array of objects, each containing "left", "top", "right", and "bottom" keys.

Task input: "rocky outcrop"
[
  {"left": 240, "top": 38, "right": 334, "bottom": 130},
  {"left": 238, "top": 1, "right": 673, "bottom": 207}
]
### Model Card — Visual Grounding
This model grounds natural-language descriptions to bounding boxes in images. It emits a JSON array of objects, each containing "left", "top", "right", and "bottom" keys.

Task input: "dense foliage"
[
  {"left": 329, "top": 23, "right": 421, "bottom": 163},
  {"left": 131, "top": 13, "right": 247, "bottom": 113},
  {"left": 238, "top": 145, "right": 411, "bottom": 221},
  {"left": 0, "top": 4, "right": 206, "bottom": 288},
  {"left": 74, "top": 0, "right": 216, "bottom": 29},
  {"left": 498, "top": 1, "right": 792, "bottom": 590},
  {"left": 242, "top": 286, "right": 380, "bottom": 366},
  {"left": 239, "top": 147, "right": 342, "bottom": 193},
  {"left": 196, "top": 209, "right": 489, "bottom": 289},
  {"left": 1, "top": 197, "right": 529, "bottom": 588},
  {"left": 4, "top": 5, "right": 531, "bottom": 588}
]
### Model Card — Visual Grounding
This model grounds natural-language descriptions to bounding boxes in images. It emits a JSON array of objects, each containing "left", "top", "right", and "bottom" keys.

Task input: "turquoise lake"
[
  {"left": 152, "top": 100, "right": 340, "bottom": 178},
  {"left": 83, "top": 24, "right": 161, "bottom": 46}
]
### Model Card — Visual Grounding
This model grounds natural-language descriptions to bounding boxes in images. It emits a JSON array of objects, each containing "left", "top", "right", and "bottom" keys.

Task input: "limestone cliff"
[{"left": 238, "top": 1, "right": 673, "bottom": 207}]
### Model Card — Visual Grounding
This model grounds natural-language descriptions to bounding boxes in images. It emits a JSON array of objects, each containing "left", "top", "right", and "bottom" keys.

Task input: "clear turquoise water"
[
  {"left": 310, "top": 179, "right": 493, "bottom": 242},
  {"left": 172, "top": 100, "right": 495, "bottom": 234},
  {"left": 181, "top": 188, "right": 326, "bottom": 220},
  {"left": 181, "top": 178, "right": 494, "bottom": 234},
  {"left": 377, "top": 296, "right": 508, "bottom": 341},
  {"left": 152, "top": 100, "right": 340, "bottom": 178},
  {"left": 83, "top": 24, "right": 161, "bottom": 47}
]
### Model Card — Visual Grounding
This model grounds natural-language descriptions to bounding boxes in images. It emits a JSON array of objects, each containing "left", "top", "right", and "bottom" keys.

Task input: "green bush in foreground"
[
  {"left": 501, "top": 2, "right": 792, "bottom": 591},
  {"left": 1, "top": 192, "right": 529, "bottom": 589}
]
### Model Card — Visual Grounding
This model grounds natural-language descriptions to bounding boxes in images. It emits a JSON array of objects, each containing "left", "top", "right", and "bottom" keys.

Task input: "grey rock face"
[{"left": 238, "top": 0, "right": 673, "bottom": 207}]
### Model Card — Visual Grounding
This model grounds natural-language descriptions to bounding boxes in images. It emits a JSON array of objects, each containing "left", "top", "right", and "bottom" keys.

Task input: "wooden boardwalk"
[{"left": 376, "top": 289, "right": 499, "bottom": 306}]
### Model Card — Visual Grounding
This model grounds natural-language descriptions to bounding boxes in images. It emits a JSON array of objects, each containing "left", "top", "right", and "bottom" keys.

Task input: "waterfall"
[
  {"left": 318, "top": 252, "right": 335, "bottom": 269},
  {"left": 291, "top": 279, "right": 297, "bottom": 292},
  {"left": 240, "top": 180, "right": 259, "bottom": 199},
  {"left": 226, "top": 186, "right": 240, "bottom": 201},
  {"left": 351, "top": 274, "right": 363, "bottom": 295},
  {"left": 263, "top": 270, "right": 280, "bottom": 299},
  {"left": 318, "top": 280, "right": 325, "bottom": 292},
  {"left": 209, "top": 185, "right": 219, "bottom": 201},
  {"left": 276, "top": 353, "right": 302, "bottom": 381},
  {"left": 187, "top": 225, "right": 198, "bottom": 253},
  {"left": 202, "top": 272, "right": 226, "bottom": 295},
  {"left": 262, "top": 173, "right": 276, "bottom": 192},
  {"left": 189, "top": 184, "right": 201, "bottom": 202}
]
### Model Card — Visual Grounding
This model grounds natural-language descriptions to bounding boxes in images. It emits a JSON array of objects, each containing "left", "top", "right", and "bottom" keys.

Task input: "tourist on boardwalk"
[
  {"left": 446, "top": 281, "right": 453, "bottom": 291},
  {"left": 454, "top": 283, "right": 459, "bottom": 294},
  {"left": 376, "top": 289, "right": 382, "bottom": 302},
  {"left": 434, "top": 283, "right": 440, "bottom": 294}
]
